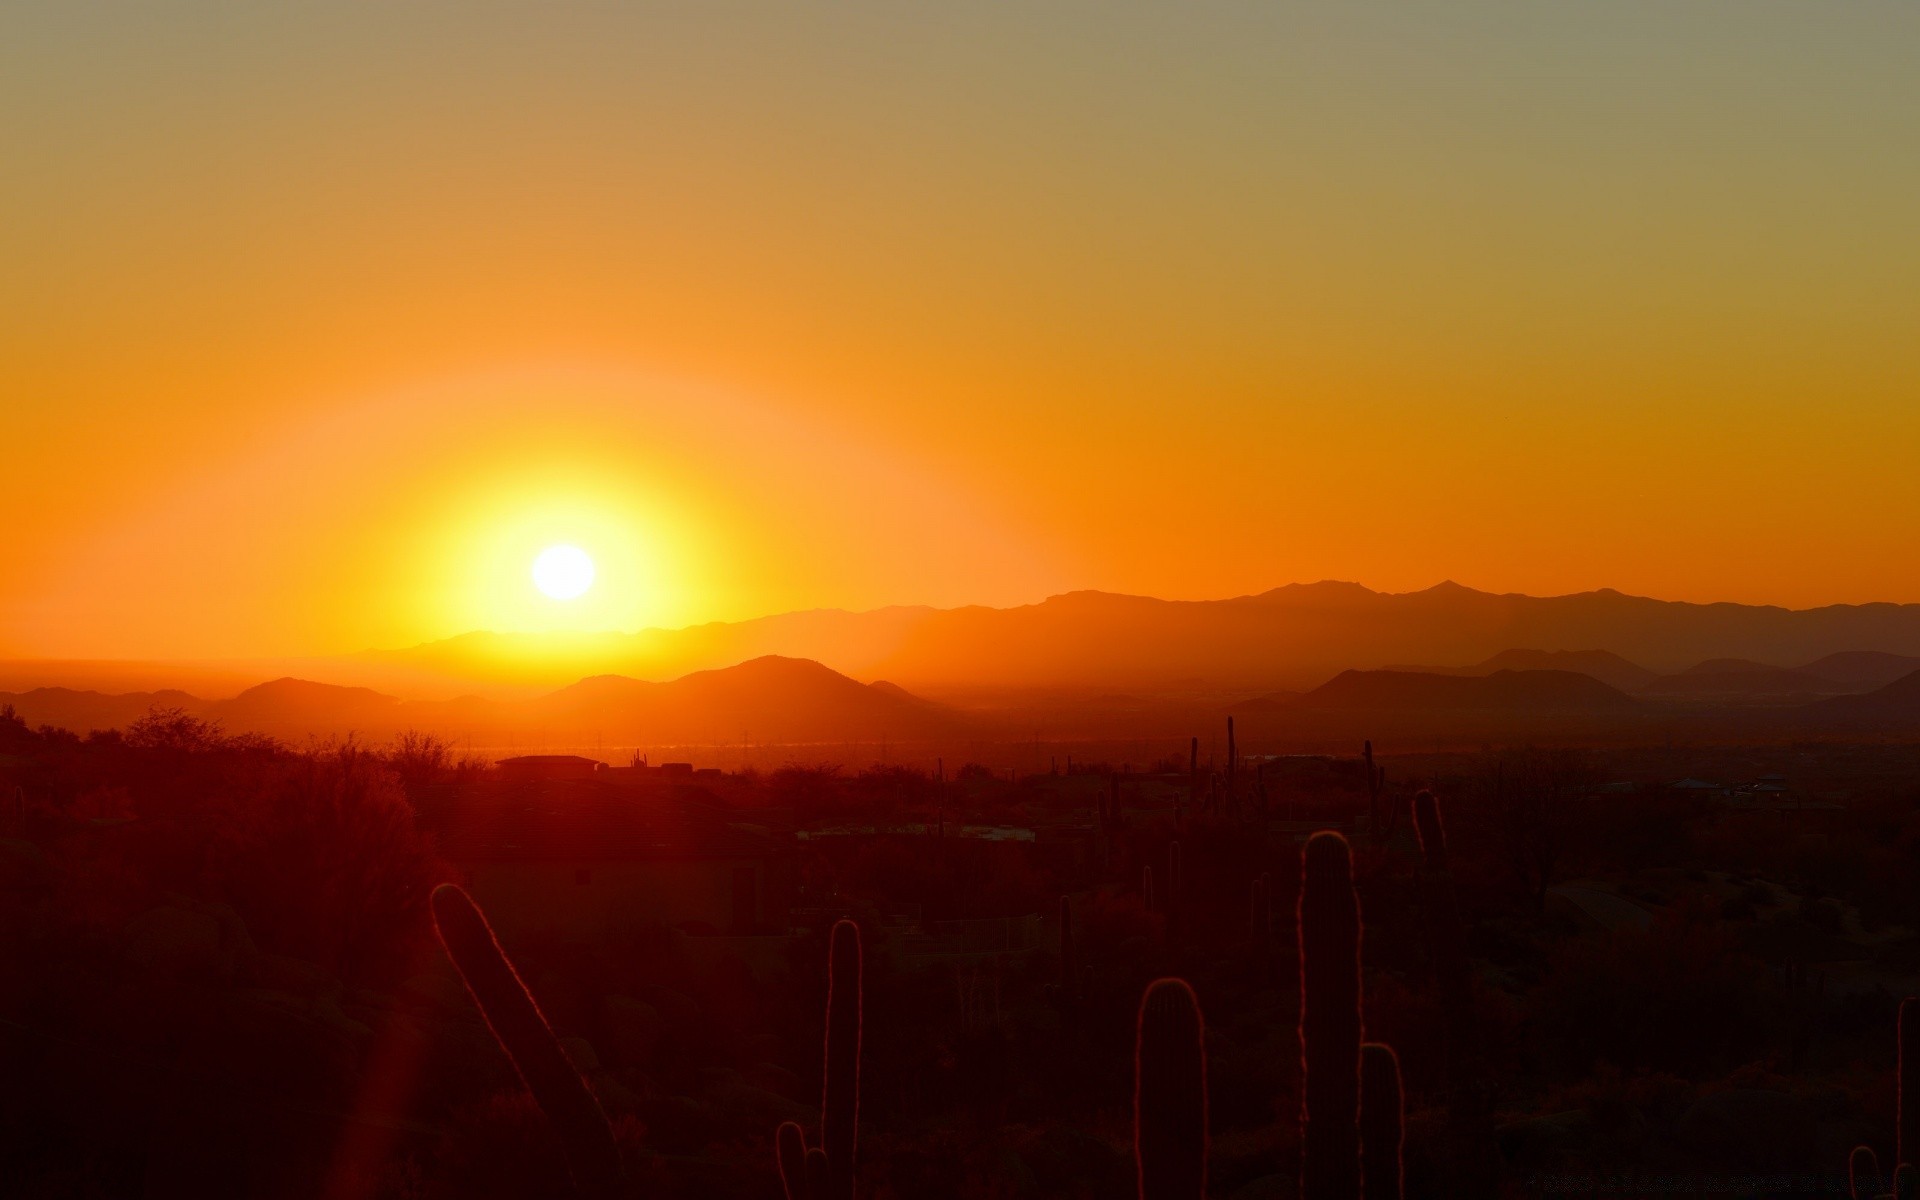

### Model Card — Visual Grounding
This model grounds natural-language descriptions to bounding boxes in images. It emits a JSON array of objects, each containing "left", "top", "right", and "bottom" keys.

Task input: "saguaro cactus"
[
  {"left": 430, "top": 884, "right": 625, "bottom": 1200},
  {"left": 1361, "top": 1043, "right": 1405, "bottom": 1200},
  {"left": 1904, "top": 998, "right": 1920, "bottom": 1172},
  {"left": 1053, "top": 895, "right": 1082, "bottom": 1007},
  {"left": 1852, "top": 1145, "right": 1918, "bottom": 1200},
  {"left": 1362, "top": 741, "right": 1387, "bottom": 842},
  {"left": 1299, "top": 831, "right": 1362, "bottom": 1200},
  {"left": 778, "top": 919, "right": 864, "bottom": 1200},
  {"left": 1412, "top": 790, "right": 1446, "bottom": 871},
  {"left": 1135, "top": 978, "right": 1208, "bottom": 1200},
  {"left": 1226, "top": 717, "right": 1237, "bottom": 799},
  {"left": 1413, "top": 791, "right": 1469, "bottom": 1036},
  {"left": 1060, "top": 895, "right": 1076, "bottom": 988},
  {"left": 1850, "top": 1146, "right": 1907, "bottom": 1200},
  {"left": 1413, "top": 790, "right": 1498, "bottom": 1200}
]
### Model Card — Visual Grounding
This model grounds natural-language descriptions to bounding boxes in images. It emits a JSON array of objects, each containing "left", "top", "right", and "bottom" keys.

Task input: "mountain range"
[
  {"left": 9, "top": 651, "right": 1920, "bottom": 754},
  {"left": 6, "top": 582, "right": 1920, "bottom": 750},
  {"left": 0, "top": 657, "right": 953, "bottom": 748},
  {"left": 337, "top": 581, "right": 1920, "bottom": 698}
]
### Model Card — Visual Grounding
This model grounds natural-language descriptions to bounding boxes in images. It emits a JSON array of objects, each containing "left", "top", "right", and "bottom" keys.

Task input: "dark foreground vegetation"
[{"left": 7, "top": 705, "right": 1920, "bottom": 1197}]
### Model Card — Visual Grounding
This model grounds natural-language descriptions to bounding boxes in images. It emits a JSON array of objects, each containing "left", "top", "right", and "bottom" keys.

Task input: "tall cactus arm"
[
  {"left": 1360, "top": 1043, "right": 1405, "bottom": 1200},
  {"left": 1412, "top": 790, "right": 1448, "bottom": 872},
  {"left": 1135, "top": 978, "right": 1208, "bottom": 1200},
  {"left": 777, "top": 1121, "right": 808, "bottom": 1200},
  {"left": 821, "top": 919, "right": 863, "bottom": 1200},
  {"left": 1300, "top": 832, "right": 1362, "bottom": 1200},
  {"left": 1901, "top": 998, "right": 1920, "bottom": 1172},
  {"left": 430, "top": 884, "right": 626, "bottom": 1199}
]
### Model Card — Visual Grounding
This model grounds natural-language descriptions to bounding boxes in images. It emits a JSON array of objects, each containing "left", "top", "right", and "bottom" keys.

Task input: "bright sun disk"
[{"left": 532, "top": 544, "right": 595, "bottom": 600}]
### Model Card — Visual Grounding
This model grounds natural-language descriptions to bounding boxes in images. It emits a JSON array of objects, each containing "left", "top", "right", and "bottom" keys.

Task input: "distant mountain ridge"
[
  {"left": 9, "top": 582, "right": 1920, "bottom": 747},
  {"left": 10, "top": 582, "right": 1920, "bottom": 702},
  {"left": 1795, "top": 652, "right": 1920, "bottom": 689},
  {"left": 1810, "top": 669, "right": 1920, "bottom": 720},
  {"left": 1274, "top": 669, "right": 1642, "bottom": 714},
  {"left": 1641, "top": 660, "right": 1840, "bottom": 702},
  {"left": 346, "top": 581, "right": 1920, "bottom": 696},
  {"left": 0, "top": 687, "right": 205, "bottom": 733},
  {"left": 0, "top": 656, "right": 957, "bottom": 746},
  {"left": 1383, "top": 649, "right": 1659, "bottom": 693}
]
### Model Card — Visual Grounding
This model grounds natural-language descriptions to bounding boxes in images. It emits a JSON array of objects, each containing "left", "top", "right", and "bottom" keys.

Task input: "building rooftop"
[{"left": 497, "top": 755, "right": 606, "bottom": 766}]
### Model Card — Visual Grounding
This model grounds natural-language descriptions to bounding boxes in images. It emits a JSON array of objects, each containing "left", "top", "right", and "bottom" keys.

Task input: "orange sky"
[{"left": 4, "top": 3, "right": 1919, "bottom": 660}]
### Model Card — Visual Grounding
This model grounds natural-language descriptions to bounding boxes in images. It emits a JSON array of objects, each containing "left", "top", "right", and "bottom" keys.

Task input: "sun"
[{"left": 531, "top": 544, "right": 596, "bottom": 600}]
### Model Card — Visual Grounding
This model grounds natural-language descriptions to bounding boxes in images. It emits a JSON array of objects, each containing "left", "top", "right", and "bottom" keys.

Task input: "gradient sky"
[{"left": 5, "top": 2, "right": 1918, "bottom": 660}]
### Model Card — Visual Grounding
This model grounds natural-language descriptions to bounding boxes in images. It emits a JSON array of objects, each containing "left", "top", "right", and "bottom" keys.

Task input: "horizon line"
[{"left": 9, "top": 577, "right": 1920, "bottom": 668}]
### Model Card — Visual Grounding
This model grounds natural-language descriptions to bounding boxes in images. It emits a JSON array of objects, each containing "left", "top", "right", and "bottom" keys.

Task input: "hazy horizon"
[{"left": 16, "top": 575, "right": 1920, "bottom": 669}]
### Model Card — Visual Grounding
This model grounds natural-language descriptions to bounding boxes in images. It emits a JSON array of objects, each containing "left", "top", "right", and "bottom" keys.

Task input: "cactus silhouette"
[
  {"left": 429, "top": 884, "right": 625, "bottom": 1200},
  {"left": 1362, "top": 742, "right": 1387, "bottom": 842},
  {"left": 1411, "top": 789, "right": 1494, "bottom": 1189},
  {"left": 1226, "top": 716, "right": 1236, "bottom": 799},
  {"left": 1113, "top": 838, "right": 1407, "bottom": 1200},
  {"left": 1060, "top": 895, "right": 1077, "bottom": 991},
  {"left": 1905, "top": 998, "right": 1920, "bottom": 1173},
  {"left": 1362, "top": 741, "right": 1374, "bottom": 826},
  {"left": 1854, "top": 997, "right": 1920, "bottom": 1199},
  {"left": 778, "top": 919, "right": 864, "bottom": 1200},
  {"left": 1050, "top": 895, "right": 1084, "bottom": 1009},
  {"left": 1413, "top": 792, "right": 1469, "bottom": 1017},
  {"left": 1412, "top": 791, "right": 1470, "bottom": 1061},
  {"left": 1135, "top": 978, "right": 1207, "bottom": 1200},
  {"left": 1360, "top": 1043, "right": 1404, "bottom": 1200},
  {"left": 1299, "top": 831, "right": 1362, "bottom": 1200},
  {"left": 1412, "top": 790, "right": 1446, "bottom": 871},
  {"left": 1853, "top": 1150, "right": 1918, "bottom": 1200},
  {"left": 777, "top": 1121, "right": 807, "bottom": 1198},
  {"left": 1850, "top": 1146, "right": 1910, "bottom": 1200}
]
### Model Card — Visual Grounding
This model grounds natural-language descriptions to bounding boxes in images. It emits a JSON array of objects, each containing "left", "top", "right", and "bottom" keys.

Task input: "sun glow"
[{"left": 531, "top": 544, "right": 596, "bottom": 600}]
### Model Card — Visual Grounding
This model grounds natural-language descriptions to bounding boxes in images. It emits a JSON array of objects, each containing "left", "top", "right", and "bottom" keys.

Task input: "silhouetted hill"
[
  {"left": 528, "top": 656, "right": 955, "bottom": 742},
  {"left": 2, "top": 658, "right": 958, "bottom": 746},
  {"left": 1273, "top": 669, "right": 1641, "bottom": 714},
  {"left": 867, "top": 679, "right": 935, "bottom": 706},
  {"left": 1476, "top": 649, "right": 1658, "bottom": 692},
  {"left": 361, "top": 582, "right": 1920, "bottom": 695},
  {"left": 1385, "top": 649, "right": 1657, "bottom": 693},
  {"left": 1809, "top": 669, "right": 1920, "bottom": 718},
  {"left": 213, "top": 678, "right": 403, "bottom": 733},
  {"left": 1643, "top": 659, "right": 1848, "bottom": 702},
  {"left": 0, "top": 687, "right": 206, "bottom": 733},
  {"left": 365, "top": 608, "right": 938, "bottom": 696},
  {"left": 1796, "top": 651, "right": 1920, "bottom": 690}
]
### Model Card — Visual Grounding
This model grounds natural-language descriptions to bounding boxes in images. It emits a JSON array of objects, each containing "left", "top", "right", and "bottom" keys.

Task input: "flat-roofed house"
[{"left": 496, "top": 755, "right": 606, "bottom": 782}]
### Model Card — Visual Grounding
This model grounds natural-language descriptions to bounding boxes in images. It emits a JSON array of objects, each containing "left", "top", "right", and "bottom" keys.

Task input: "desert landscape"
[{"left": 6, "top": 2, "right": 1919, "bottom": 1197}]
